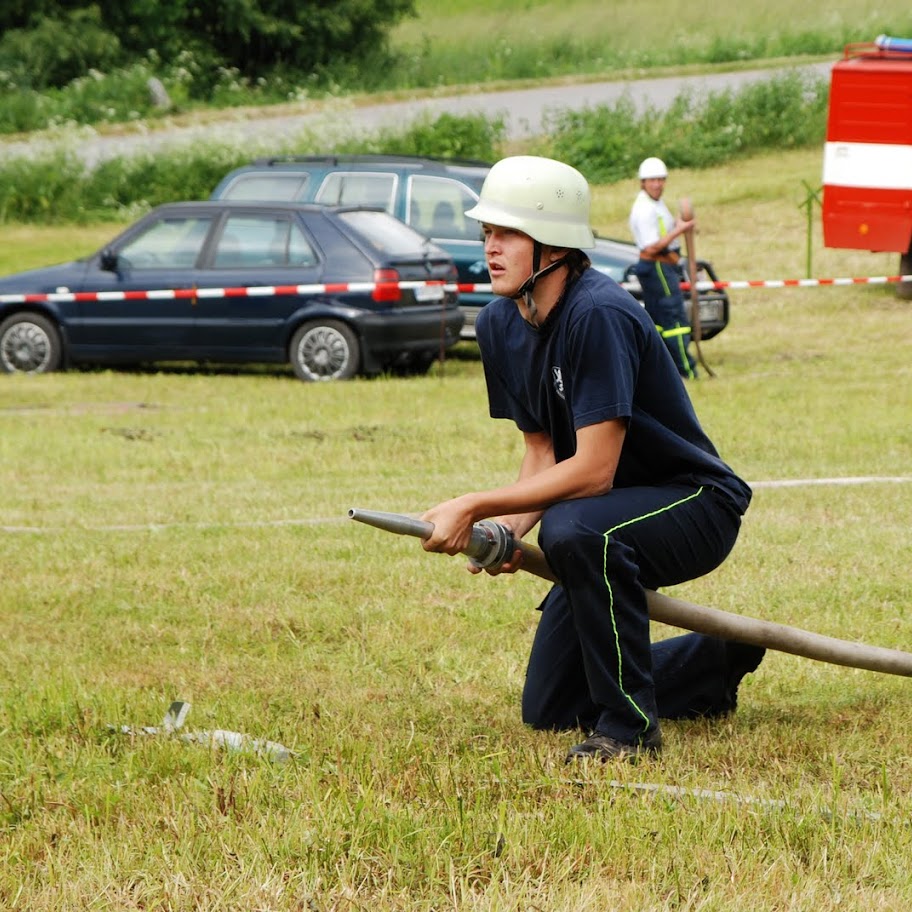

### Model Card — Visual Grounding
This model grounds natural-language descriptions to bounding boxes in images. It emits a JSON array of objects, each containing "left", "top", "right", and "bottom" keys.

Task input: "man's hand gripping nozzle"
[{"left": 347, "top": 507, "right": 557, "bottom": 580}]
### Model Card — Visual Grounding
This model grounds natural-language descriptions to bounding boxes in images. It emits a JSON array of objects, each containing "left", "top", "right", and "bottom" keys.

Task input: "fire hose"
[
  {"left": 350, "top": 508, "right": 912, "bottom": 677},
  {"left": 680, "top": 196, "right": 715, "bottom": 378}
]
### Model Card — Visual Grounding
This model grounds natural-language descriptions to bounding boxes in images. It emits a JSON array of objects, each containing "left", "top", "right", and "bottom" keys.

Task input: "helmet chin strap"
[{"left": 513, "top": 240, "right": 568, "bottom": 326}]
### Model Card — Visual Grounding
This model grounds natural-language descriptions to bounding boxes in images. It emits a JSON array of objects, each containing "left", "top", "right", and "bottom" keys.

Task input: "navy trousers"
[
  {"left": 634, "top": 258, "right": 697, "bottom": 379},
  {"left": 522, "top": 484, "right": 754, "bottom": 744}
]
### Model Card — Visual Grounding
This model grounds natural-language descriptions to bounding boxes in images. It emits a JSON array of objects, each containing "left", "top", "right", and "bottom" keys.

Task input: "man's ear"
[{"left": 546, "top": 246, "right": 569, "bottom": 263}]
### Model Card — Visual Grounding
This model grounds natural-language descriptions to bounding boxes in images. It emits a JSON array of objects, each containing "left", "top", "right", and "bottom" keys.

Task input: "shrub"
[
  {"left": 352, "top": 112, "right": 506, "bottom": 162},
  {"left": 546, "top": 72, "right": 828, "bottom": 182},
  {"left": 0, "top": 151, "right": 88, "bottom": 222},
  {"left": 0, "top": 8, "right": 122, "bottom": 91},
  {"left": 0, "top": 144, "right": 253, "bottom": 223},
  {"left": 83, "top": 146, "right": 254, "bottom": 215}
]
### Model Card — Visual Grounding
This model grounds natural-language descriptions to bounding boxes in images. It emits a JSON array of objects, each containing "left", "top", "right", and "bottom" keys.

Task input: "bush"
[
  {"left": 0, "top": 151, "right": 88, "bottom": 222},
  {"left": 0, "top": 7, "right": 122, "bottom": 90},
  {"left": 0, "top": 1, "right": 417, "bottom": 93},
  {"left": 546, "top": 72, "right": 829, "bottom": 183},
  {"left": 83, "top": 146, "right": 254, "bottom": 215},
  {"left": 352, "top": 112, "right": 506, "bottom": 161},
  {"left": 0, "top": 144, "right": 253, "bottom": 223}
]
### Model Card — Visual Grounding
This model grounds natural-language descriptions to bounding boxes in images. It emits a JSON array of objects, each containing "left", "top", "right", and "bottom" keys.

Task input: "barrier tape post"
[{"left": 799, "top": 181, "right": 823, "bottom": 278}]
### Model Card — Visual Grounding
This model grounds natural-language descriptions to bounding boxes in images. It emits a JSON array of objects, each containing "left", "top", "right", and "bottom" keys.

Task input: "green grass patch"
[
  {"left": 1, "top": 147, "right": 911, "bottom": 908},
  {"left": 390, "top": 0, "right": 912, "bottom": 87}
]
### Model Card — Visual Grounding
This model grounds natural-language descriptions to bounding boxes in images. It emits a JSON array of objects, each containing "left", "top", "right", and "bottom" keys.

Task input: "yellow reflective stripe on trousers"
[
  {"left": 600, "top": 487, "right": 705, "bottom": 733},
  {"left": 662, "top": 325, "right": 691, "bottom": 339},
  {"left": 654, "top": 261, "right": 671, "bottom": 297}
]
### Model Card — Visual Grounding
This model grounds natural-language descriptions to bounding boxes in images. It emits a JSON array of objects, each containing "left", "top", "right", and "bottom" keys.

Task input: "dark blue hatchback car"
[{"left": 0, "top": 201, "right": 463, "bottom": 380}]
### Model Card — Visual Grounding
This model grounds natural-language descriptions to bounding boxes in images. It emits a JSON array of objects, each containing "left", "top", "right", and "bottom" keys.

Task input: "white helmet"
[
  {"left": 465, "top": 155, "right": 595, "bottom": 250},
  {"left": 638, "top": 157, "right": 668, "bottom": 180}
]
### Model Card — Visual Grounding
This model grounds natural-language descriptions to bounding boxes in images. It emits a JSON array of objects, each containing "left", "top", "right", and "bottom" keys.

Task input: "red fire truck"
[{"left": 822, "top": 36, "right": 912, "bottom": 295}]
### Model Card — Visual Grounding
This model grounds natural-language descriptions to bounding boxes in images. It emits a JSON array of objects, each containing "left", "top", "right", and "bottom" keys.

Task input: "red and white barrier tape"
[
  {"left": 0, "top": 280, "right": 446, "bottom": 305},
  {"left": 459, "top": 275, "right": 912, "bottom": 293},
  {"left": 2, "top": 274, "right": 911, "bottom": 305},
  {"left": 676, "top": 273, "right": 912, "bottom": 291}
]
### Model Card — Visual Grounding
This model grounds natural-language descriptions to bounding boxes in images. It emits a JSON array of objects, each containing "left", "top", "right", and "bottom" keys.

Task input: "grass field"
[
  {"left": 395, "top": 0, "right": 900, "bottom": 46},
  {"left": 390, "top": 0, "right": 912, "bottom": 85},
  {"left": 2, "top": 145, "right": 912, "bottom": 909}
]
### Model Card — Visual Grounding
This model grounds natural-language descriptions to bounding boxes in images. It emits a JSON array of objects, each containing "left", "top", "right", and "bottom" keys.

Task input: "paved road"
[{"left": 2, "top": 61, "right": 832, "bottom": 168}]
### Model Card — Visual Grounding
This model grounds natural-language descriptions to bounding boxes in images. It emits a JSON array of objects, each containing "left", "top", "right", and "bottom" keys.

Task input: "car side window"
[
  {"left": 315, "top": 172, "right": 397, "bottom": 213},
  {"left": 118, "top": 216, "right": 212, "bottom": 269},
  {"left": 408, "top": 176, "right": 480, "bottom": 241},
  {"left": 213, "top": 215, "right": 318, "bottom": 268}
]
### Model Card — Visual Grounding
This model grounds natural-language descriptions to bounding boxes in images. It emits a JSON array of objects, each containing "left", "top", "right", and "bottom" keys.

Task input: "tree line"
[{"left": 0, "top": 1, "right": 416, "bottom": 92}]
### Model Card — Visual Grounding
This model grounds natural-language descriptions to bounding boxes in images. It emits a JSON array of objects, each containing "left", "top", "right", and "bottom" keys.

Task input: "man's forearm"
[{"left": 496, "top": 432, "right": 555, "bottom": 537}]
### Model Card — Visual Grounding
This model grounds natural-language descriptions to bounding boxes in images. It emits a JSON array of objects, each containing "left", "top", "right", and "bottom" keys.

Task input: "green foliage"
[
  {"left": 0, "top": 6, "right": 122, "bottom": 90},
  {"left": 0, "top": 0, "right": 417, "bottom": 96},
  {"left": 3, "top": 2, "right": 909, "bottom": 137},
  {"left": 85, "top": 145, "right": 255, "bottom": 214},
  {"left": 547, "top": 73, "right": 829, "bottom": 183},
  {"left": 0, "top": 70, "right": 829, "bottom": 224},
  {"left": 0, "top": 151, "right": 86, "bottom": 223},
  {"left": 0, "top": 147, "right": 260, "bottom": 224},
  {"left": 0, "top": 89, "right": 55, "bottom": 135},
  {"left": 0, "top": 114, "right": 503, "bottom": 223},
  {"left": 0, "top": 55, "right": 314, "bottom": 134},
  {"left": 59, "top": 62, "right": 186, "bottom": 125},
  {"left": 352, "top": 111, "right": 506, "bottom": 161}
]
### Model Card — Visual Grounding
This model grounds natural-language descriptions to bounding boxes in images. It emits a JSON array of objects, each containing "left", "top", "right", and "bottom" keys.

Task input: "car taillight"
[{"left": 372, "top": 268, "right": 401, "bottom": 303}]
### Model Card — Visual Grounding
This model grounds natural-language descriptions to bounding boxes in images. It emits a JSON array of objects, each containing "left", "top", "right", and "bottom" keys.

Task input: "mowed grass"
[
  {"left": 395, "top": 0, "right": 895, "bottom": 47},
  {"left": 1, "top": 147, "right": 912, "bottom": 909},
  {"left": 390, "top": 0, "right": 911, "bottom": 85}
]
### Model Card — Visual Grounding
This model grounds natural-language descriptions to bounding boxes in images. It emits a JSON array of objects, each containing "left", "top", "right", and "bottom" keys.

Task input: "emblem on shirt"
[{"left": 552, "top": 366, "right": 565, "bottom": 400}]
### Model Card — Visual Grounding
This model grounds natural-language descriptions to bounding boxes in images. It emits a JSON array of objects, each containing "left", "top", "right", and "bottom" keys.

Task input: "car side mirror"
[{"left": 100, "top": 248, "right": 119, "bottom": 272}]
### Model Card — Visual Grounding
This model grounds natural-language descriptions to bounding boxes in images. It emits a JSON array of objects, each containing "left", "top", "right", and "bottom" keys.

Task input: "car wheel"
[
  {"left": 289, "top": 320, "right": 360, "bottom": 381},
  {"left": 0, "top": 312, "right": 63, "bottom": 374}
]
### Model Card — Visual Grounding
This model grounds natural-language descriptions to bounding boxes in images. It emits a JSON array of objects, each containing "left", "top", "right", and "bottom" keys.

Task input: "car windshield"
[{"left": 338, "top": 210, "right": 433, "bottom": 256}]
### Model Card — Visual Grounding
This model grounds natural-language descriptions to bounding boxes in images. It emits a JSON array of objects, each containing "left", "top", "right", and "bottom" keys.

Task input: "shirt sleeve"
[
  {"left": 629, "top": 195, "right": 659, "bottom": 249},
  {"left": 565, "top": 300, "right": 643, "bottom": 430}
]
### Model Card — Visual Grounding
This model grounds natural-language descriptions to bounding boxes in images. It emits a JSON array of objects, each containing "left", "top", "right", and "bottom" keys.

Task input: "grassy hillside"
[{"left": 391, "top": 0, "right": 912, "bottom": 85}]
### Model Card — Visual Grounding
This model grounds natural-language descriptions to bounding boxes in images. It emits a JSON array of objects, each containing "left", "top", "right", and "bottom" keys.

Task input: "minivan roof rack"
[{"left": 248, "top": 153, "right": 494, "bottom": 169}]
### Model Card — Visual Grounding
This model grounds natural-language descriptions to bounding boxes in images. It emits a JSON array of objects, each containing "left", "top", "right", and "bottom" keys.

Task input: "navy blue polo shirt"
[{"left": 475, "top": 268, "right": 751, "bottom": 513}]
